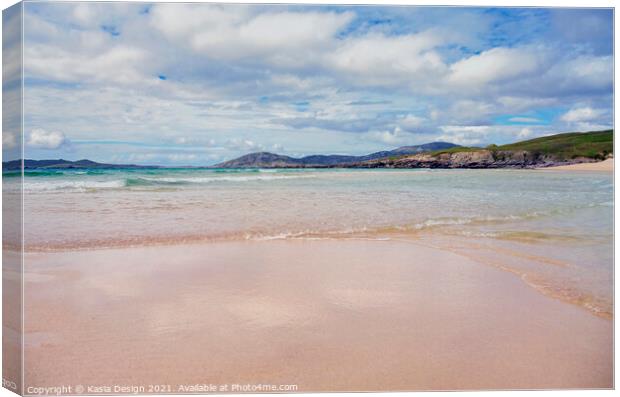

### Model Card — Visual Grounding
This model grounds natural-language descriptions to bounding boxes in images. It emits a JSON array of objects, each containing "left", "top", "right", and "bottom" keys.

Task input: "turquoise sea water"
[{"left": 4, "top": 167, "right": 614, "bottom": 316}]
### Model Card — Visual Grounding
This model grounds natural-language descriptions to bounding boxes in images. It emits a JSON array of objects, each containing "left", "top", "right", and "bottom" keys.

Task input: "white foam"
[
  {"left": 24, "top": 179, "right": 126, "bottom": 193},
  {"left": 139, "top": 174, "right": 315, "bottom": 184}
]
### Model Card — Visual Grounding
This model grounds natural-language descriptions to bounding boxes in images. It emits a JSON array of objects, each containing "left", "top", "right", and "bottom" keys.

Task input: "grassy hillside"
[
  {"left": 497, "top": 130, "right": 613, "bottom": 160},
  {"left": 428, "top": 130, "right": 613, "bottom": 160},
  {"left": 429, "top": 146, "right": 481, "bottom": 156}
]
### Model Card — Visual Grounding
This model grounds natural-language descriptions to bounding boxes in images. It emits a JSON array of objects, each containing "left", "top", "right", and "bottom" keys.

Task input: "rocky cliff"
[{"left": 349, "top": 150, "right": 600, "bottom": 169}]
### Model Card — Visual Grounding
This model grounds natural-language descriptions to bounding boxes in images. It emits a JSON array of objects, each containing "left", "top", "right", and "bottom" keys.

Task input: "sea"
[{"left": 3, "top": 167, "right": 614, "bottom": 317}]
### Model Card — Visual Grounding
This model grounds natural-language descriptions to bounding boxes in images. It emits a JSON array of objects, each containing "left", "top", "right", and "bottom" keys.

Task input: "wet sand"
[
  {"left": 23, "top": 239, "right": 612, "bottom": 392},
  {"left": 543, "top": 158, "right": 613, "bottom": 172},
  {"left": 3, "top": 250, "right": 23, "bottom": 395}
]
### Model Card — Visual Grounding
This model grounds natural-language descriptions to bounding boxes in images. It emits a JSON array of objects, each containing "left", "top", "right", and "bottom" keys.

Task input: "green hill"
[
  {"left": 429, "top": 130, "right": 612, "bottom": 160},
  {"left": 497, "top": 130, "right": 613, "bottom": 160}
]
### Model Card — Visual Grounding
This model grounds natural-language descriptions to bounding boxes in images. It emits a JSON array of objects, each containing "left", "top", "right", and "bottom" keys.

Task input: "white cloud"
[
  {"left": 398, "top": 114, "right": 426, "bottom": 130},
  {"left": 375, "top": 129, "right": 402, "bottom": 145},
  {"left": 435, "top": 124, "right": 576, "bottom": 147},
  {"left": 26, "top": 129, "right": 69, "bottom": 149},
  {"left": 560, "top": 107, "right": 604, "bottom": 123},
  {"left": 3, "top": 131, "right": 18, "bottom": 149},
  {"left": 150, "top": 6, "right": 451, "bottom": 89},
  {"left": 149, "top": 4, "right": 248, "bottom": 40},
  {"left": 25, "top": 44, "right": 149, "bottom": 85},
  {"left": 448, "top": 47, "right": 544, "bottom": 87},
  {"left": 566, "top": 56, "right": 612, "bottom": 87},
  {"left": 542, "top": 55, "right": 612, "bottom": 96},
  {"left": 570, "top": 122, "right": 612, "bottom": 132},
  {"left": 225, "top": 138, "right": 266, "bottom": 152},
  {"left": 72, "top": 3, "right": 96, "bottom": 25},
  {"left": 233, "top": 11, "right": 352, "bottom": 56},
  {"left": 441, "top": 99, "right": 495, "bottom": 125},
  {"left": 517, "top": 128, "right": 533, "bottom": 139},
  {"left": 436, "top": 125, "right": 490, "bottom": 146},
  {"left": 270, "top": 74, "right": 316, "bottom": 91},
  {"left": 151, "top": 4, "right": 353, "bottom": 67},
  {"left": 328, "top": 31, "right": 447, "bottom": 87},
  {"left": 368, "top": 127, "right": 416, "bottom": 146}
]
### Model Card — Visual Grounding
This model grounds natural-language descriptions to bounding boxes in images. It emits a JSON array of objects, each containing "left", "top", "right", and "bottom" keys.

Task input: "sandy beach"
[
  {"left": 23, "top": 239, "right": 612, "bottom": 391},
  {"left": 543, "top": 158, "right": 614, "bottom": 172},
  {"left": 11, "top": 166, "right": 612, "bottom": 392}
]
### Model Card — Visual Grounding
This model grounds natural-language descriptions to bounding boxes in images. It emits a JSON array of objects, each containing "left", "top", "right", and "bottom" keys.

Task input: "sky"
[{"left": 2, "top": 2, "right": 614, "bottom": 165}]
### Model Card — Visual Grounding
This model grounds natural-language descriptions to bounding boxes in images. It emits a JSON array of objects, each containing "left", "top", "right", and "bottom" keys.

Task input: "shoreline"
[
  {"left": 23, "top": 239, "right": 612, "bottom": 390},
  {"left": 5, "top": 157, "right": 615, "bottom": 174},
  {"left": 539, "top": 158, "right": 613, "bottom": 172},
  {"left": 15, "top": 230, "right": 613, "bottom": 320}
]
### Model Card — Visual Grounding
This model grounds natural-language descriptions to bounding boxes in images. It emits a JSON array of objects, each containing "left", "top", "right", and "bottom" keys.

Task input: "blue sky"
[{"left": 3, "top": 2, "right": 614, "bottom": 165}]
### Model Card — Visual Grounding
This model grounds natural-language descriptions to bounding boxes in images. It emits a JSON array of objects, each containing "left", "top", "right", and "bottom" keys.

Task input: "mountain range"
[
  {"left": 214, "top": 142, "right": 458, "bottom": 168},
  {"left": 2, "top": 159, "right": 157, "bottom": 171}
]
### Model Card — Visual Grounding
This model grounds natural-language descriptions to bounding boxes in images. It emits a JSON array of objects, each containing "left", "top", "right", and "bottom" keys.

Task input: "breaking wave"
[{"left": 22, "top": 174, "right": 316, "bottom": 192}]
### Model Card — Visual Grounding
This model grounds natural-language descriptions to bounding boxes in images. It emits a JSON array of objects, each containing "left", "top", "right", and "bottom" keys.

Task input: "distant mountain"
[
  {"left": 2, "top": 159, "right": 158, "bottom": 171},
  {"left": 215, "top": 152, "right": 305, "bottom": 168},
  {"left": 215, "top": 142, "right": 458, "bottom": 168}
]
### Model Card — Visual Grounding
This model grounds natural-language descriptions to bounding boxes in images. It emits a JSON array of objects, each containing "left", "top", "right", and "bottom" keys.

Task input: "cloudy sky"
[{"left": 5, "top": 2, "right": 614, "bottom": 165}]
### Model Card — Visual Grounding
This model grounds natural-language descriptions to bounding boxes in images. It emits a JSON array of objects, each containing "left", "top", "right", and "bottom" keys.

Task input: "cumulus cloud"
[
  {"left": 436, "top": 125, "right": 491, "bottom": 146},
  {"left": 398, "top": 114, "right": 426, "bottom": 130},
  {"left": 560, "top": 107, "right": 604, "bottom": 123},
  {"left": 26, "top": 129, "right": 70, "bottom": 149},
  {"left": 448, "top": 47, "right": 544, "bottom": 87},
  {"left": 327, "top": 31, "right": 448, "bottom": 87},
  {"left": 25, "top": 44, "right": 149, "bottom": 85},
  {"left": 149, "top": 3, "right": 248, "bottom": 41},
  {"left": 151, "top": 4, "right": 353, "bottom": 67}
]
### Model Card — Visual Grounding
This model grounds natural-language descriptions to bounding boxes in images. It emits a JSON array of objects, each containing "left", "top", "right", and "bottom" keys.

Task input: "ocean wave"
[
  {"left": 22, "top": 173, "right": 316, "bottom": 192},
  {"left": 127, "top": 174, "right": 314, "bottom": 185},
  {"left": 24, "top": 179, "right": 127, "bottom": 192},
  {"left": 450, "top": 229, "right": 585, "bottom": 243},
  {"left": 240, "top": 209, "right": 605, "bottom": 242},
  {"left": 388, "top": 213, "right": 537, "bottom": 231},
  {"left": 4, "top": 170, "right": 68, "bottom": 178}
]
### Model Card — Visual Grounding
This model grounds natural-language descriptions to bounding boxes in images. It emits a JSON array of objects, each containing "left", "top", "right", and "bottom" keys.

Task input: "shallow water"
[{"left": 4, "top": 167, "right": 614, "bottom": 317}]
